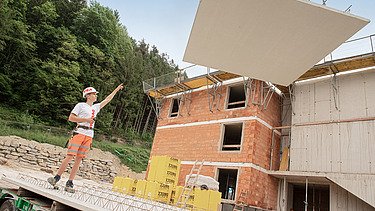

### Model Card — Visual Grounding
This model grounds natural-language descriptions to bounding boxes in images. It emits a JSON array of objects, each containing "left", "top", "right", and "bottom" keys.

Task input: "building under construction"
[{"left": 143, "top": 0, "right": 375, "bottom": 210}]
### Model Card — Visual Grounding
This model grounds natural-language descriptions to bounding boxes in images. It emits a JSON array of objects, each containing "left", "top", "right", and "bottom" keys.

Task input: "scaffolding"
[
  {"left": 143, "top": 68, "right": 240, "bottom": 117},
  {"left": 143, "top": 34, "right": 375, "bottom": 118}
]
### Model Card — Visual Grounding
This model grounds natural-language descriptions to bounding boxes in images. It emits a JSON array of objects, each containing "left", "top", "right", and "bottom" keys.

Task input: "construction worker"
[{"left": 47, "top": 84, "right": 124, "bottom": 193}]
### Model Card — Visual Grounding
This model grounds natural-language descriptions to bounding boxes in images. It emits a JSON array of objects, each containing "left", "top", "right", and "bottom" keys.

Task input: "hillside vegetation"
[{"left": 0, "top": 0, "right": 175, "bottom": 171}]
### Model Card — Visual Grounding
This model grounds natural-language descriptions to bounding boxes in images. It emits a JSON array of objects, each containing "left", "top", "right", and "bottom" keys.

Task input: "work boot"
[
  {"left": 47, "top": 175, "right": 60, "bottom": 189},
  {"left": 64, "top": 180, "right": 75, "bottom": 193}
]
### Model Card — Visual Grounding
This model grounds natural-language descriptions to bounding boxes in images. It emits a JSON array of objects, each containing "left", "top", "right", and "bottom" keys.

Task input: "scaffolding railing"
[
  {"left": 142, "top": 67, "right": 221, "bottom": 95},
  {"left": 143, "top": 34, "right": 375, "bottom": 98},
  {"left": 319, "top": 34, "right": 375, "bottom": 64}
]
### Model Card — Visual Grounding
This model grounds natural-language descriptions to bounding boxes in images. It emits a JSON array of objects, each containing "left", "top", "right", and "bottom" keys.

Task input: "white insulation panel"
[
  {"left": 184, "top": 0, "right": 369, "bottom": 86},
  {"left": 292, "top": 69, "right": 375, "bottom": 124},
  {"left": 330, "top": 183, "right": 375, "bottom": 211},
  {"left": 329, "top": 175, "right": 375, "bottom": 209},
  {"left": 290, "top": 121, "right": 375, "bottom": 174}
]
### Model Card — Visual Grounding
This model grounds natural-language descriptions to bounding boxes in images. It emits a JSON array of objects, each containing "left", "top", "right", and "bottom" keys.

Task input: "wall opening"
[
  {"left": 169, "top": 98, "right": 180, "bottom": 117},
  {"left": 221, "top": 123, "right": 243, "bottom": 151},
  {"left": 218, "top": 168, "right": 238, "bottom": 201},
  {"left": 226, "top": 84, "right": 246, "bottom": 109},
  {"left": 292, "top": 184, "right": 329, "bottom": 211}
]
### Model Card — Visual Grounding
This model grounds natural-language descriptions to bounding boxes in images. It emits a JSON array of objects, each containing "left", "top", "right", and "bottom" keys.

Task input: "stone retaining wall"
[{"left": 0, "top": 136, "right": 117, "bottom": 182}]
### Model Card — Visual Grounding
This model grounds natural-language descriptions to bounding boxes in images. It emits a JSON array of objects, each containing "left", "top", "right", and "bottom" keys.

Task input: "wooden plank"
[
  {"left": 298, "top": 54, "right": 375, "bottom": 81},
  {"left": 213, "top": 72, "right": 240, "bottom": 81},
  {"left": 182, "top": 77, "right": 214, "bottom": 89},
  {"left": 279, "top": 147, "right": 289, "bottom": 171}
]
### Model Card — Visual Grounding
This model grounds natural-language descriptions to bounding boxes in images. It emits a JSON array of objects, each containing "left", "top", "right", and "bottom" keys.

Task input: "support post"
[
  {"left": 270, "top": 129, "right": 275, "bottom": 170},
  {"left": 282, "top": 177, "right": 287, "bottom": 211},
  {"left": 305, "top": 177, "right": 308, "bottom": 211}
]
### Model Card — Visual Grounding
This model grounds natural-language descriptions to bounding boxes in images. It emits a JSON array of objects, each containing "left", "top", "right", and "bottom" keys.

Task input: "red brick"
[{"left": 148, "top": 80, "right": 281, "bottom": 210}]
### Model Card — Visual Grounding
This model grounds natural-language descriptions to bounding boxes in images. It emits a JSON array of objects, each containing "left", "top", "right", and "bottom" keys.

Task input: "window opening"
[
  {"left": 218, "top": 168, "right": 238, "bottom": 200},
  {"left": 222, "top": 123, "right": 243, "bottom": 151},
  {"left": 227, "top": 84, "right": 246, "bottom": 109},
  {"left": 170, "top": 98, "right": 180, "bottom": 117}
]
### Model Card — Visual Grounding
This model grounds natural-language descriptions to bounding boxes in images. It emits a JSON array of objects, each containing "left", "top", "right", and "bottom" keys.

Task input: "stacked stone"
[{"left": 0, "top": 138, "right": 117, "bottom": 182}]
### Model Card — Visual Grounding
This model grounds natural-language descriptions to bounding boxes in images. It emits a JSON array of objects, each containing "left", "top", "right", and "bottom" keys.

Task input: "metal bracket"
[
  {"left": 181, "top": 90, "right": 193, "bottom": 115},
  {"left": 288, "top": 83, "right": 296, "bottom": 116},
  {"left": 331, "top": 74, "right": 339, "bottom": 110},
  {"left": 206, "top": 68, "right": 223, "bottom": 112},
  {"left": 260, "top": 82, "right": 275, "bottom": 110},
  {"left": 147, "top": 95, "right": 164, "bottom": 119}
]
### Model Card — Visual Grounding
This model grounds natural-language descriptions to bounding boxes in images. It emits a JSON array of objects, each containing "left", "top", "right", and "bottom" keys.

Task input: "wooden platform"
[{"left": 145, "top": 53, "right": 375, "bottom": 97}]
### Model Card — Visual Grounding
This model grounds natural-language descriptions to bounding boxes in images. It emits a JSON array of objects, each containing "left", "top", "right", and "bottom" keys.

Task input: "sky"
[{"left": 96, "top": 0, "right": 375, "bottom": 72}]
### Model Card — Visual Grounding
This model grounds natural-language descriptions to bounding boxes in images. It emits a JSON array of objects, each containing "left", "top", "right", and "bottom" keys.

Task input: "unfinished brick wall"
[{"left": 149, "top": 80, "right": 281, "bottom": 210}]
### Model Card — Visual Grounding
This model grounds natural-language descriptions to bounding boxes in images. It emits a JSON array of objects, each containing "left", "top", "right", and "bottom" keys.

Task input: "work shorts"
[{"left": 67, "top": 134, "right": 92, "bottom": 158}]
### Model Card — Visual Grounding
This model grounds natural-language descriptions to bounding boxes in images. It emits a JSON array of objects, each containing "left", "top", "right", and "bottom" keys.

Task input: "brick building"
[
  {"left": 144, "top": 40, "right": 375, "bottom": 210},
  {"left": 148, "top": 76, "right": 282, "bottom": 210}
]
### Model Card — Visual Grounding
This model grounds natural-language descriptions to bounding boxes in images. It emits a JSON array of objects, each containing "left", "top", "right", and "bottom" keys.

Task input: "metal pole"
[
  {"left": 282, "top": 177, "right": 287, "bottom": 211},
  {"left": 270, "top": 130, "right": 275, "bottom": 170},
  {"left": 305, "top": 177, "right": 308, "bottom": 211},
  {"left": 370, "top": 35, "right": 374, "bottom": 53}
]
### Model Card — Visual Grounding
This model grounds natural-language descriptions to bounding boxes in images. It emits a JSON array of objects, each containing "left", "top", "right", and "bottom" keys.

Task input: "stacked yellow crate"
[
  {"left": 144, "top": 181, "right": 159, "bottom": 200},
  {"left": 208, "top": 190, "right": 222, "bottom": 211},
  {"left": 112, "top": 177, "right": 137, "bottom": 195},
  {"left": 135, "top": 180, "right": 147, "bottom": 198},
  {"left": 114, "top": 156, "right": 181, "bottom": 201},
  {"left": 144, "top": 181, "right": 173, "bottom": 203},
  {"left": 157, "top": 182, "right": 173, "bottom": 203},
  {"left": 147, "top": 155, "right": 181, "bottom": 186},
  {"left": 171, "top": 187, "right": 222, "bottom": 210},
  {"left": 170, "top": 186, "right": 184, "bottom": 205},
  {"left": 112, "top": 176, "right": 123, "bottom": 192},
  {"left": 194, "top": 189, "right": 209, "bottom": 210}
]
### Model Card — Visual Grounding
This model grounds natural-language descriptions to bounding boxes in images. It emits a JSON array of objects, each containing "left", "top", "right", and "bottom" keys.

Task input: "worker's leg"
[
  {"left": 48, "top": 155, "right": 74, "bottom": 186},
  {"left": 57, "top": 155, "right": 74, "bottom": 176},
  {"left": 48, "top": 134, "right": 84, "bottom": 187},
  {"left": 64, "top": 135, "right": 92, "bottom": 193},
  {"left": 68, "top": 156, "right": 83, "bottom": 180}
]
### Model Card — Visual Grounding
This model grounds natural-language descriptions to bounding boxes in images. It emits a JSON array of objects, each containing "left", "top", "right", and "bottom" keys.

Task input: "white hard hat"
[{"left": 82, "top": 87, "right": 99, "bottom": 98}]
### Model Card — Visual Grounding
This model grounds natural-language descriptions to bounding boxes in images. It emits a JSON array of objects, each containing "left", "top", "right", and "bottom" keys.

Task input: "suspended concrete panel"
[{"left": 184, "top": 0, "right": 369, "bottom": 86}]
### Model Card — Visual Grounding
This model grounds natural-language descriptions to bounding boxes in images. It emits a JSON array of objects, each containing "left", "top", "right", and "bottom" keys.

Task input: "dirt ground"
[{"left": 0, "top": 135, "right": 146, "bottom": 189}]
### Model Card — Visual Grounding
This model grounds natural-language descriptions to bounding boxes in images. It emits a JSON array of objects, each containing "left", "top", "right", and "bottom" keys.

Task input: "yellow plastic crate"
[
  {"left": 135, "top": 180, "right": 147, "bottom": 198},
  {"left": 194, "top": 189, "right": 210, "bottom": 210},
  {"left": 157, "top": 183, "right": 173, "bottom": 203},
  {"left": 122, "top": 178, "right": 136, "bottom": 195},
  {"left": 112, "top": 177, "right": 137, "bottom": 195},
  {"left": 147, "top": 155, "right": 181, "bottom": 186},
  {"left": 208, "top": 190, "right": 222, "bottom": 211},
  {"left": 144, "top": 181, "right": 159, "bottom": 200},
  {"left": 112, "top": 176, "right": 124, "bottom": 193},
  {"left": 171, "top": 186, "right": 184, "bottom": 205}
]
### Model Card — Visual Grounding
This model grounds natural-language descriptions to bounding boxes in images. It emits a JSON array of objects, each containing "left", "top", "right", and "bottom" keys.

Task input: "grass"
[{"left": 0, "top": 106, "right": 151, "bottom": 173}]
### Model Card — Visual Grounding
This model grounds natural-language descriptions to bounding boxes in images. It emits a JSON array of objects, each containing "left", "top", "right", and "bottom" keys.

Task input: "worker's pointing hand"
[{"left": 116, "top": 83, "right": 124, "bottom": 91}]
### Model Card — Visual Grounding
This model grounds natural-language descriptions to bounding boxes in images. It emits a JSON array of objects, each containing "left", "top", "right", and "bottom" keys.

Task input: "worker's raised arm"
[{"left": 100, "top": 83, "right": 124, "bottom": 109}]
